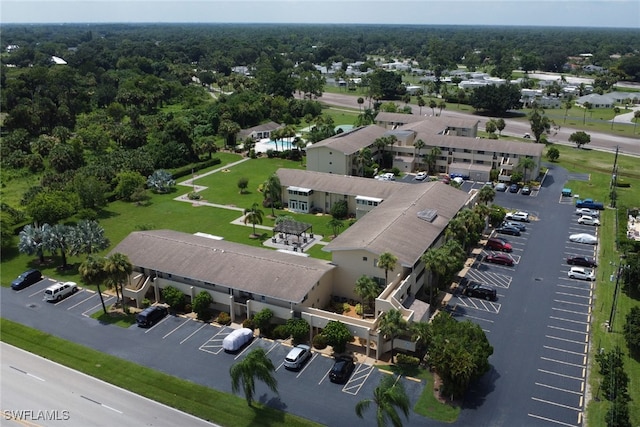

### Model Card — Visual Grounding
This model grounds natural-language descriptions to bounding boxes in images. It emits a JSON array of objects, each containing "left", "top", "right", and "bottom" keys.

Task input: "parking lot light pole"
[{"left": 608, "top": 261, "right": 628, "bottom": 332}]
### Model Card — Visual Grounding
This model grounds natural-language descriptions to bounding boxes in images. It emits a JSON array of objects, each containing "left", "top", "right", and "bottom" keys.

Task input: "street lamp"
[{"left": 608, "top": 260, "right": 629, "bottom": 332}]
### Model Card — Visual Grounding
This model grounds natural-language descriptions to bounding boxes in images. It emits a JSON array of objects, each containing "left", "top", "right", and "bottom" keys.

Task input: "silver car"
[{"left": 284, "top": 344, "right": 312, "bottom": 370}]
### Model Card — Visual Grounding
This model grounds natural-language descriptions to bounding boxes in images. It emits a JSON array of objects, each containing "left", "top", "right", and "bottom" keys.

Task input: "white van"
[{"left": 44, "top": 281, "right": 78, "bottom": 302}]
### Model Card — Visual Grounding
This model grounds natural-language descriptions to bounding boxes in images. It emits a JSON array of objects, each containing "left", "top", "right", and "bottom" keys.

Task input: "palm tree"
[
  {"left": 328, "top": 218, "right": 344, "bottom": 237},
  {"left": 437, "top": 100, "right": 446, "bottom": 116},
  {"left": 422, "top": 248, "right": 448, "bottom": 307},
  {"left": 519, "top": 157, "right": 536, "bottom": 182},
  {"left": 377, "top": 252, "right": 398, "bottom": 286},
  {"left": 263, "top": 174, "right": 282, "bottom": 217},
  {"left": 417, "top": 96, "right": 425, "bottom": 115},
  {"left": 104, "top": 252, "right": 133, "bottom": 312},
  {"left": 230, "top": 348, "right": 278, "bottom": 407},
  {"left": 582, "top": 102, "right": 592, "bottom": 125},
  {"left": 429, "top": 99, "right": 437, "bottom": 116},
  {"left": 378, "top": 309, "right": 407, "bottom": 363},
  {"left": 411, "top": 321, "right": 431, "bottom": 362},
  {"left": 412, "top": 139, "right": 425, "bottom": 163},
  {"left": 18, "top": 223, "right": 50, "bottom": 264},
  {"left": 477, "top": 185, "right": 495, "bottom": 205},
  {"left": 354, "top": 275, "right": 379, "bottom": 318},
  {"left": 69, "top": 220, "right": 110, "bottom": 256},
  {"left": 355, "top": 374, "right": 410, "bottom": 427},
  {"left": 373, "top": 137, "right": 388, "bottom": 168},
  {"left": 43, "top": 223, "right": 73, "bottom": 270},
  {"left": 563, "top": 98, "right": 573, "bottom": 123},
  {"left": 147, "top": 170, "right": 176, "bottom": 193},
  {"left": 634, "top": 110, "right": 640, "bottom": 134},
  {"left": 78, "top": 255, "right": 108, "bottom": 314},
  {"left": 425, "top": 147, "right": 441, "bottom": 176},
  {"left": 356, "top": 147, "right": 372, "bottom": 177},
  {"left": 244, "top": 202, "right": 264, "bottom": 237}
]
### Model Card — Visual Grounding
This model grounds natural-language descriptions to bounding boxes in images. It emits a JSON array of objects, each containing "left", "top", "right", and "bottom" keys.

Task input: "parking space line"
[
  {"left": 540, "top": 357, "right": 585, "bottom": 369},
  {"left": 551, "top": 307, "right": 589, "bottom": 317},
  {"left": 528, "top": 413, "right": 578, "bottom": 427},
  {"left": 342, "top": 364, "right": 375, "bottom": 395},
  {"left": 553, "top": 299, "right": 590, "bottom": 308},
  {"left": 264, "top": 341, "right": 279, "bottom": 355},
  {"left": 67, "top": 292, "right": 96, "bottom": 310},
  {"left": 550, "top": 316, "right": 588, "bottom": 325},
  {"left": 545, "top": 335, "right": 587, "bottom": 345},
  {"left": 548, "top": 325, "right": 587, "bottom": 335},
  {"left": 144, "top": 316, "right": 170, "bottom": 333},
  {"left": 447, "top": 305, "right": 495, "bottom": 323},
  {"left": 296, "top": 353, "right": 319, "bottom": 378},
  {"left": 235, "top": 337, "right": 258, "bottom": 360},
  {"left": 555, "top": 292, "right": 591, "bottom": 300},
  {"left": 163, "top": 318, "right": 191, "bottom": 339},
  {"left": 180, "top": 323, "right": 207, "bottom": 344},
  {"left": 557, "top": 283, "right": 592, "bottom": 292},
  {"left": 531, "top": 396, "right": 581, "bottom": 411},
  {"left": 199, "top": 328, "right": 229, "bottom": 355},
  {"left": 81, "top": 296, "right": 116, "bottom": 317},
  {"left": 537, "top": 369, "right": 583, "bottom": 381},
  {"left": 535, "top": 382, "right": 583, "bottom": 395},
  {"left": 544, "top": 345, "right": 585, "bottom": 356}
]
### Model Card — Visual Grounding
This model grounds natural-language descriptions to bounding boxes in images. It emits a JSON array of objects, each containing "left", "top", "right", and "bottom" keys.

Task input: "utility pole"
[{"left": 609, "top": 145, "right": 619, "bottom": 208}]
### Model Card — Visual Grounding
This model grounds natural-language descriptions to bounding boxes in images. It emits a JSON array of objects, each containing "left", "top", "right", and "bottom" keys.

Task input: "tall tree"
[
  {"left": 244, "top": 202, "right": 264, "bottom": 237},
  {"left": 230, "top": 348, "right": 278, "bottom": 407},
  {"left": 104, "top": 252, "right": 133, "bottom": 312},
  {"left": 477, "top": 185, "right": 495, "bottom": 205},
  {"left": 519, "top": 157, "right": 536, "bottom": 182},
  {"left": 78, "top": 254, "right": 108, "bottom": 314},
  {"left": 18, "top": 223, "right": 50, "bottom": 264},
  {"left": 378, "top": 309, "right": 407, "bottom": 363},
  {"left": 569, "top": 131, "right": 591, "bottom": 149},
  {"left": 377, "top": 252, "right": 398, "bottom": 285},
  {"left": 263, "top": 173, "right": 282, "bottom": 217},
  {"left": 528, "top": 104, "right": 551, "bottom": 143},
  {"left": 43, "top": 223, "right": 73, "bottom": 270},
  {"left": 69, "top": 220, "right": 110, "bottom": 256},
  {"left": 354, "top": 275, "right": 379, "bottom": 318},
  {"left": 355, "top": 374, "right": 410, "bottom": 427}
]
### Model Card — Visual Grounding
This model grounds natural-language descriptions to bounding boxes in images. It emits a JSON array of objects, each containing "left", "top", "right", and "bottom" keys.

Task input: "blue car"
[{"left": 509, "top": 184, "right": 519, "bottom": 193}]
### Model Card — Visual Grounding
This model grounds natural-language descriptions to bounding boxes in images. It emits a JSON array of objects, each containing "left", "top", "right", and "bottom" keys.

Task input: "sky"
[{"left": 2, "top": 0, "right": 639, "bottom": 28}]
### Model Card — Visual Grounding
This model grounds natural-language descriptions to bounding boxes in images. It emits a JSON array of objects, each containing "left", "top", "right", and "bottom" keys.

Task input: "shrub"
[
  {"left": 396, "top": 353, "right": 420, "bottom": 367},
  {"left": 192, "top": 291, "right": 213, "bottom": 321},
  {"left": 330, "top": 199, "right": 348, "bottom": 220},
  {"left": 184, "top": 303, "right": 192, "bottom": 313},
  {"left": 188, "top": 191, "right": 201, "bottom": 200},
  {"left": 216, "top": 312, "right": 231, "bottom": 326},
  {"left": 623, "top": 306, "right": 640, "bottom": 354},
  {"left": 286, "top": 318, "right": 310, "bottom": 344},
  {"left": 355, "top": 303, "right": 363, "bottom": 316},
  {"left": 253, "top": 308, "right": 274, "bottom": 334},
  {"left": 242, "top": 318, "right": 255, "bottom": 330},
  {"left": 272, "top": 325, "right": 290, "bottom": 340},
  {"left": 141, "top": 298, "right": 151, "bottom": 308},
  {"left": 312, "top": 333, "right": 327, "bottom": 349},
  {"left": 162, "top": 286, "right": 185, "bottom": 312}
]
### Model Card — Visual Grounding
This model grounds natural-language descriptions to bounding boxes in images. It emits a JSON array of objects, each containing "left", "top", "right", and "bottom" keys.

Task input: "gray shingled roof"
[
  {"left": 110, "top": 230, "right": 334, "bottom": 303},
  {"left": 276, "top": 168, "right": 405, "bottom": 200},
  {"left": 238, "top": 121, "right": 282, "bottom": 138},
  {"left": 306, "top": 125, "right": 388, "bottom": 155},
  {"left": 376, "top": 112, "right": 479, "bottom": 131},
  {"left": 324, "top": 182, "right": 470, "bottom": 267}
]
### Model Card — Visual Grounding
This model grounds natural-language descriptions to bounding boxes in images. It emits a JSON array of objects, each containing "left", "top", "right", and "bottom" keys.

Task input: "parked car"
[
  {"left": 452, "top": 177, "right": 464, "bottom": 185},
  {"left": 521, "top": 186, "right": 531, "bottom": 195},
  {"left": 484, "top": 181, "right": 494, "bottom": 188},
  {"left": 284, "top": 344, "right": 312, "bottom": 370},
  {"left": 495, "top": 183, "right": 507, "bottom": 192},
  {"left": 415, "top": 171, "right": 427, "bottom": 181},
  {"left": 578, "top": 215, "right": 600, "bottom": 226},
  {"left": 329, "top": 356, "right": 355, "bottom": 383},
  {"left": 486, "top": 237, "right": 513, "bottom": 252},
  {"left": 575, "top": 208, "right": 600, "bottom": 217},
  {"left": 502, "top": 221, "right": 526, "bottom": 231},
  {"left": 569, "top": 233, "right": 598, "bottom": 245},
  {"left": 464, "top": 283, "right": 497, "bottom": 301},
  {"left": 496, "top": 225, "right": 521, "bottom": 236},
  {"left": 223, "top": 328, "right": 254, "bottom": 352},
  {"left": 43, "top": 281, "right": 78, "bottom": 302},
  {"left": 136, "top": 305, "right": 168, "bottom": 328},
  {"left": 509, "top": 184, "right": 519, "bottom": 193},
  {"left": 568, "top": 266, "right": 595, "bottom": 281},
  {"left": 505, "top": 211, "right": 530, "bottom": 222},
  {"left": 567, "top": 256, "right": 598, "bottom": 268},
  {"left": 485, "top": 253, "right": 515, "bottom": 266},
  {"left": 11, "top": 269, "right": 42, "bottom": 290}
]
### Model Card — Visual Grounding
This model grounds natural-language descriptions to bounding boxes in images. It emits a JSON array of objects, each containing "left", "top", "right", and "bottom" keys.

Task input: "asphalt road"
[
  {"left": 316, "top": 92, "right": 640, "bottom": 157},
  {"left": 0, "top": 342, "right": 220, "bottom": 427}
]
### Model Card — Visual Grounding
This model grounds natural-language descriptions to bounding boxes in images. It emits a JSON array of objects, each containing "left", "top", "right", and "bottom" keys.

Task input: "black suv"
[
  {"left": 136, "top": 305, "right": 168, "bottom": 328},
  {"left": 329, "top": 356, "right": 355, "bottom": 383},
  {"left": 567, "top": 256, "right": 597, "bottom": 268},
  {"left": 464, "top": 283, "right": 497, "bottom": 301},
  {"left": 11, "top": 269, "right": 43, "bottom": 290}
]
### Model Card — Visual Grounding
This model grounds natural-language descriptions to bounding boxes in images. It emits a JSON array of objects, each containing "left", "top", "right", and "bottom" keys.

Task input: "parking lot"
[{"left": 4, "top": 277, "right": 426, "bottom": 426}]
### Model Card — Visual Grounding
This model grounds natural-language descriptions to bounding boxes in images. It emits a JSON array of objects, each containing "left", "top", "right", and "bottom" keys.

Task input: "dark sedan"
[
  {"left": 464, "top": 283, "right": 497, "bottom": 301},
  {"left": 496, "top": 226, "right": 521, "bottom": 236},
  {"left": 567, "top": 255, "right": 598, "bottom": 268},
  {"left": 329, "top": 356, "right": 355, "bottom": 383},
  {"left": 509, "top": 184, "right": 519, "bottom": 193},
  {"left": 485, "top": 253, "right": 515, "bottom": 266}
]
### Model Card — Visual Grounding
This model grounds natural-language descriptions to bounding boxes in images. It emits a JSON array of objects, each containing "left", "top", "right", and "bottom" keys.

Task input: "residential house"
[{"left": 237, "top": 121, "right": 283, "bottom": 141}]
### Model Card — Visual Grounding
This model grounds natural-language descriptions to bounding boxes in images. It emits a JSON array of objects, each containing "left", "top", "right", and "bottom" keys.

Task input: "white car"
[
  {"left": 415, "top": 171, "right": 427, "bottom": 181},
  {"left": 43, "top": 281, "right": 78, "bottom": 302},
  {"left": 578, "top": 215, "right": 600, "bottom": 226},
  {"left": 569, "top": 233, "right": 598, "bottom": 245},
  {"left": 505, "top": 211, "right": 530, "bottom": 222},
  {"left": 575, "top": 208, "right": 600, "bottom": 217},
  {"left": 568, "top": 266, "right": 595, "bottom": 281},
  {"left": 222, "top": 328, "right": 254, "bottom": 352},
  {"left": 376, "top": 172, "right": 395, "bottom": 181}
]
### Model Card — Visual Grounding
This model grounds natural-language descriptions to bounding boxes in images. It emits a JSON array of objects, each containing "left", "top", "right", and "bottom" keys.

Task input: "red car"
[
  {"left": 485, "top": 253, "right": 515, "bottom": 266},
  {"left": 486, "top": 237, "right": 513, "bottom": 252}
]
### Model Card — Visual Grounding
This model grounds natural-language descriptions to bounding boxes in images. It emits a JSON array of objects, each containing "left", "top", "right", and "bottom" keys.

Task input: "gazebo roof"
[{"left": 273, "top": 219, "right": 312, "bottom": 236}]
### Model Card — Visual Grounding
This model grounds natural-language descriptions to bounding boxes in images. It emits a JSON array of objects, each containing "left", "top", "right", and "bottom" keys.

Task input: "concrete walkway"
[{"left": 611, "top": 106, "right": 640, "bottom": 124}]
